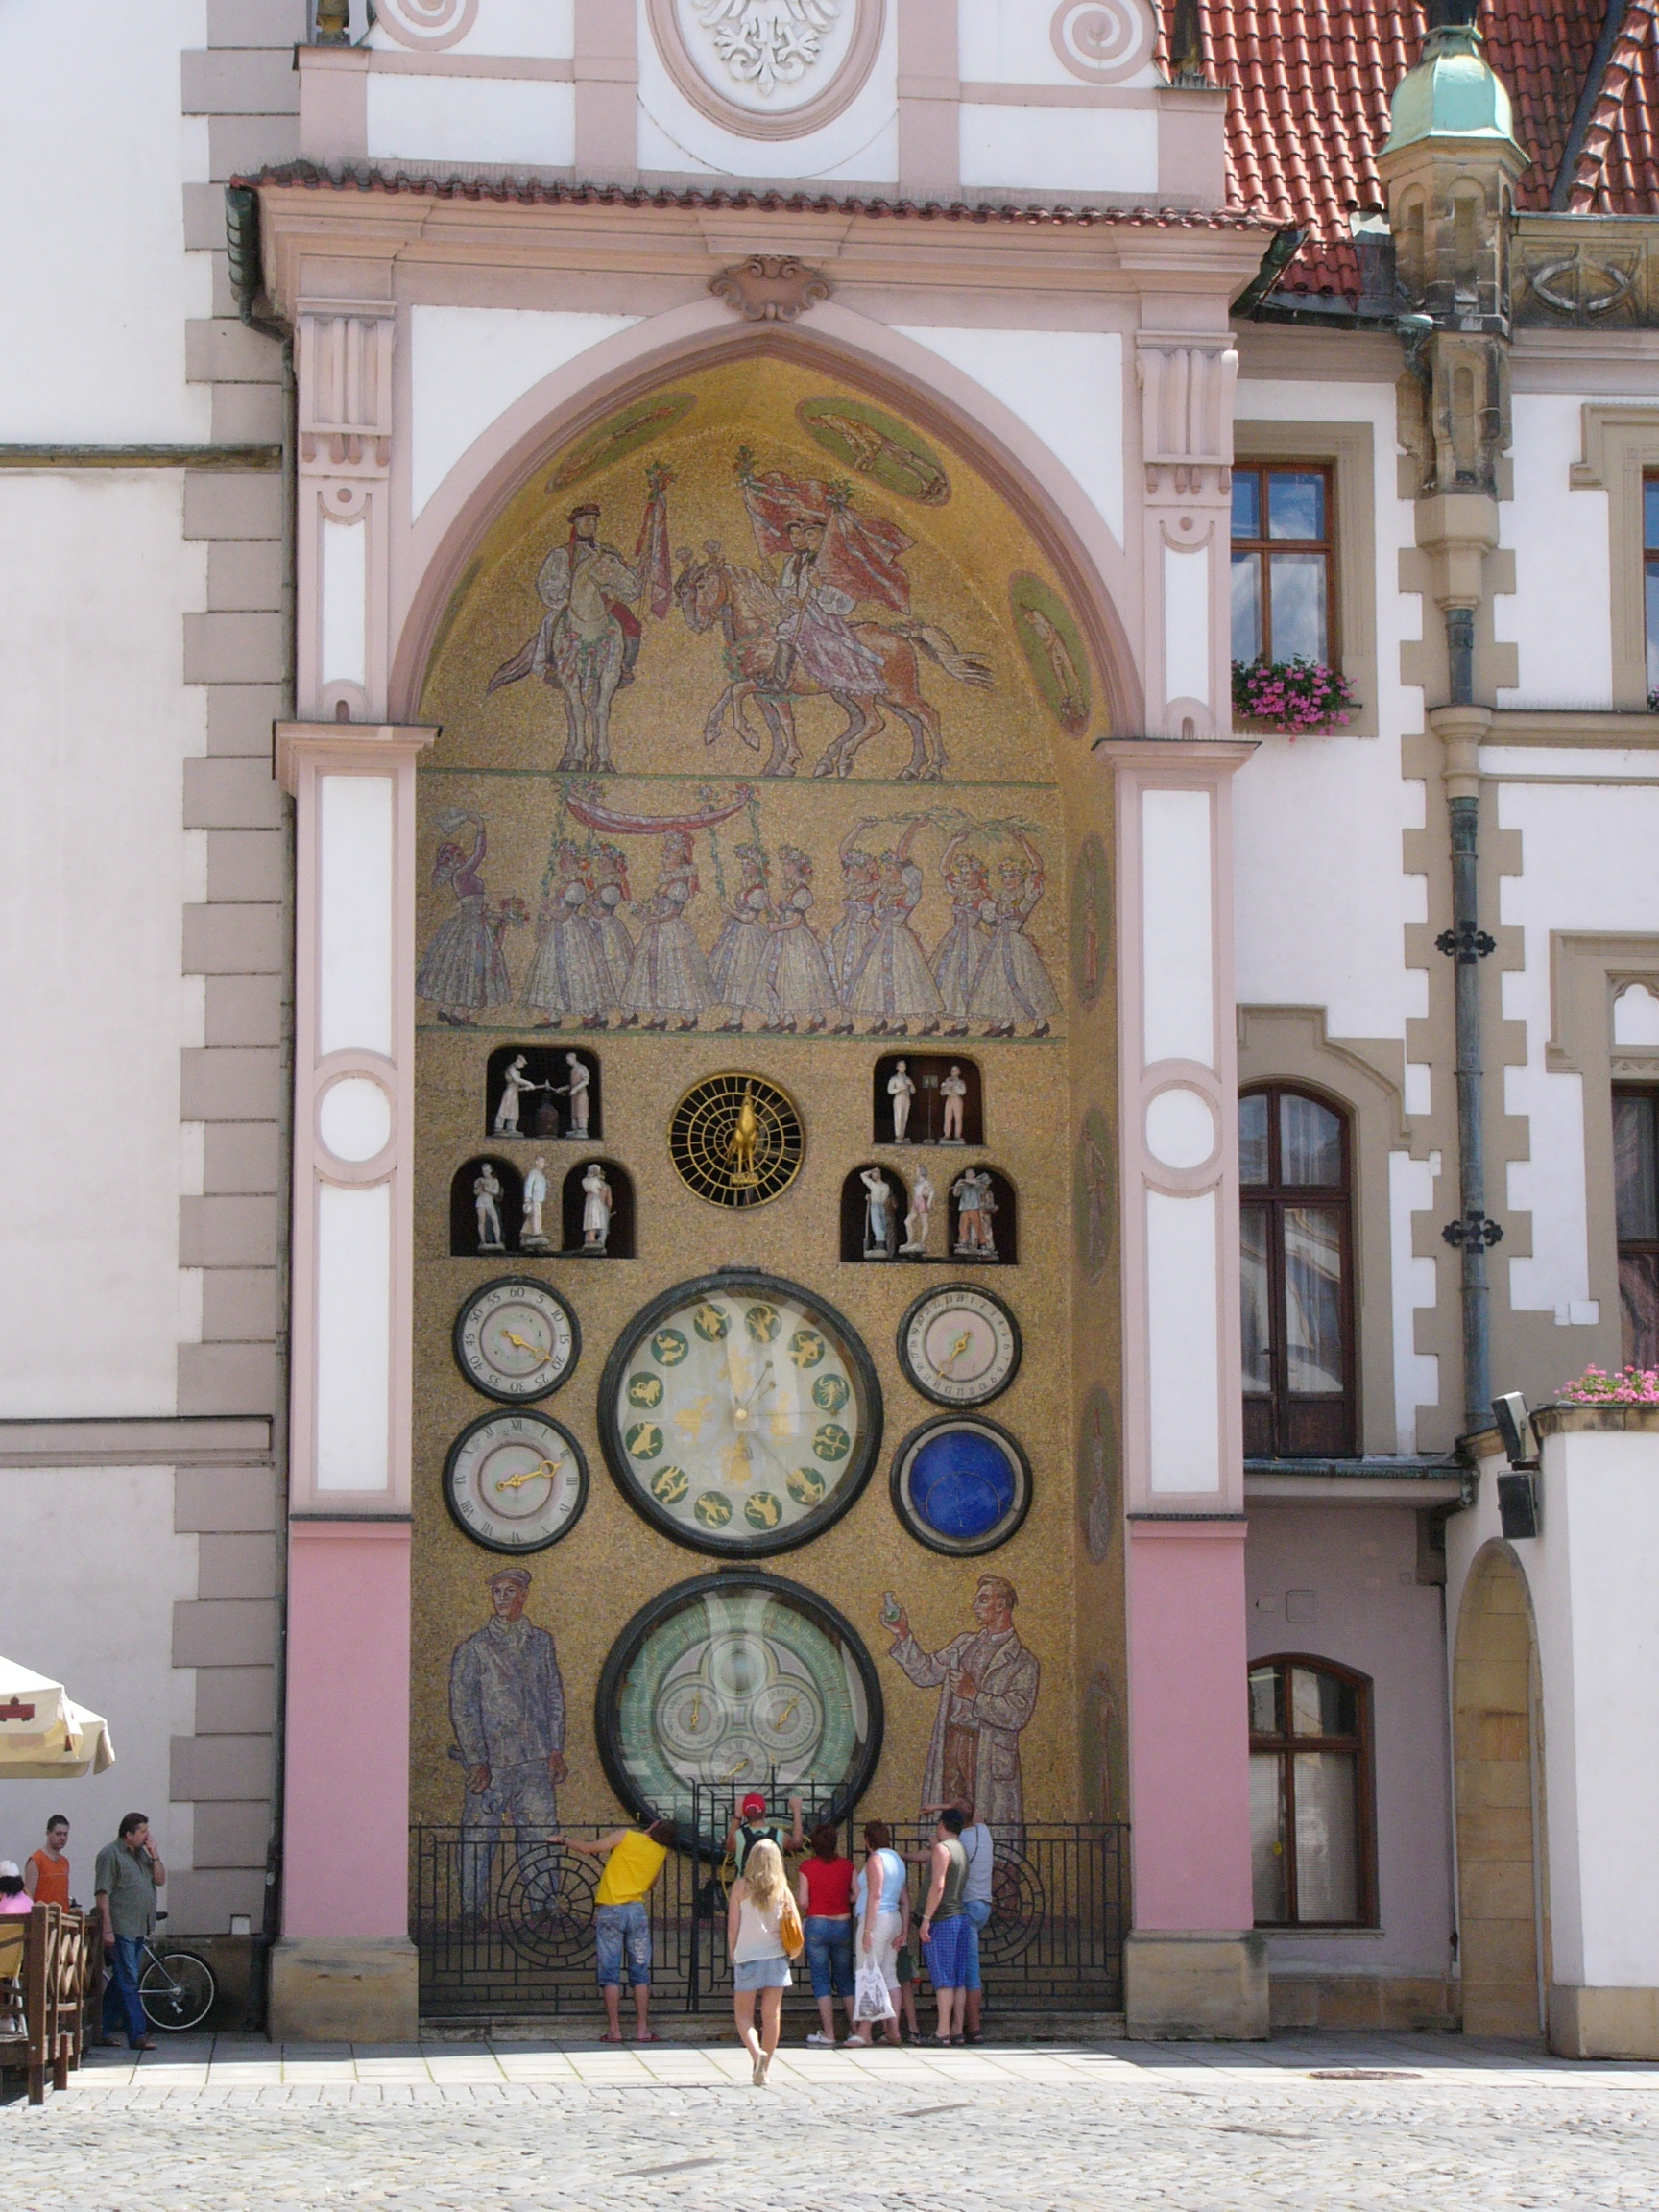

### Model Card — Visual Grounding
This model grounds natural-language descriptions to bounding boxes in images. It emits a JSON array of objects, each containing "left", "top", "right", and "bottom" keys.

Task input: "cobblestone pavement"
[{"left": 5, "top": 2031, "right": 1658, "bottom": 2210}]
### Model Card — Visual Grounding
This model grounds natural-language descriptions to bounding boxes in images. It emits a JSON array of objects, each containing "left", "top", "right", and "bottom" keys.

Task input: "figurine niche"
[
  {"left": 887, "top": 1058, "right": 915, "bottom": 1142},
  {"left": 580, "top": 1162, "right": 613, "bottom": 1254},
  {"left": 901, "top": 1161, "right": 935, "bottom": 1255},
  {"left": 940, "top": 1065, "right": 967, "bottom": 1144},
  {"left": 861, "top": 1166, "right": 898, "bottom": 1260},
  {"left": 474, "top": 1163, "right": 506, "bottom": 1253},
  {"left": 520, "top": 1156, "right": 552, "bottom": 1252},
  {"left": 952, "top": 1166, "right": 998, "bottom": 1259}
]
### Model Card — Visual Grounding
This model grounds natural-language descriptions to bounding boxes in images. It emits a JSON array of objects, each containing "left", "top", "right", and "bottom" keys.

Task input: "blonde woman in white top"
[{"left": 728, "top": 1838, "right": 800, "bottom": 2086}]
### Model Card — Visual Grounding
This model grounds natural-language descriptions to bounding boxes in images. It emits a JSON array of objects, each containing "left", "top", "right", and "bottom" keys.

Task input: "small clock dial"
[
  {"left": 452, "top": 1278, "right": 580, "bottom": 1404},
  {"left": 598, "top": 1271, "right": 881, "bottom": 1556},
  {"left": 443, "top": 1409, "right": 589, "bottom": 1554},
  {"left": 890, "top": 1413, "right": 1031, "bottom": 1556},
  {"left": 596, "top": 1572, "right": 884, "bottom": 1845},
  {"left": 898, "top": 1284, "right": 1022, "bottom": 1407}
]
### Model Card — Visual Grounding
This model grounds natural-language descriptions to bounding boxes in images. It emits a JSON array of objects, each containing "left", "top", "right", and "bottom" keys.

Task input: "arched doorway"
[{"left": 1453, "top": 1543, "right": 1547, "bottom": 2036}]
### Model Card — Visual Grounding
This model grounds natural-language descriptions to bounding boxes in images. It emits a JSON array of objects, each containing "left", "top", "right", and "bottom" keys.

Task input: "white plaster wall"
[
  {"left": 959, "top": 105, "right": 1159, "bottom": 195},
  {"left": 1246, "top": 1503, "right": 1454, "bottom": 1980},
  {"left": 1496, "top": 394, "right": 1616, "bottom": 709},
  {"left": 0, "top": 1467, "right": 198, "bottom": 1887},
  {"left": 958, "top": 0, "right": 1160, "bottom": 87},
  {"left": 1390, "top": 1148, "right": 1442, "bottom": 1452},
  {"left": 892, "top": 326, "right": 1124, "bottom": 545},
  {"left": 365, "top": 74, "right": 576, "bottom": 168},
  {"left": 636, "top": 0, "right": 899, "bottom": 180},
  {"left": 409, "top": 306, "right": 642, "bottom": 519},
  {"left": 0, "top": 475, "right": 206, "bottom": 1415},
  {"left": 1231, "top": 379, "right": 1429, "bottom": 1048},
  {"left": 369, "top": 1, "right": 575, "bottom": 58},
  {"left": 0, "top": 3, "right": 210, "bottom": 443},
  {"left": 1497, "top": 775, "right": 1659, "bottom": 1326}
]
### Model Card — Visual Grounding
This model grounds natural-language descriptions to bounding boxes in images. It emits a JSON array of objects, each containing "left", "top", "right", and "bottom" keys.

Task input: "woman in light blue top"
[{"left": 848, "top": 1819, "right": 909, "bottom": 2047}]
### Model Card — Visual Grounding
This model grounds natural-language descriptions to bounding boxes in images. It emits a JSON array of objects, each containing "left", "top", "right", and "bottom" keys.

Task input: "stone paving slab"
[{"left": 6, "top": 2031, "right": 1659, "bottom": 2209}]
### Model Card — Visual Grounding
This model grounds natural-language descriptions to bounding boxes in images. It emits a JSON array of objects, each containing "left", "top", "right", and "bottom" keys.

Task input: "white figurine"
[
  {"left": 493, "top": 1053, "right": 545, "bottom": 1136},
  {"left": 860, "top": 1166, "right": 896, "bottom": 1259},
  {"left": 940, "top": 1064, "right": 968, "bottom": 1144},
  {"left": 887, "top": 1058, "right": 916, "bottom": 1142},
  {"left": 520, "top": 1156, "right": 551, "bottom": 1251},
  {"left": 580, "top": 1163, "right": 613, "bottom": 1253},
  {"left": 901, "top": 1161, "right": 935, "bottom": 1255},
  {"left": 474, "top": 1164, "right": 505, "bottom": 1252},
  {"left": 556, "top": 1052, "right": 592, "bottom": 1138}
]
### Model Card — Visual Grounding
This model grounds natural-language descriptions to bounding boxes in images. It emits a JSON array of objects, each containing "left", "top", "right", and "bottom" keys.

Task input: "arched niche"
[
  {"left": 561, "top": 1158, "right": 636, "bottom": 1259},
  {"left": 449, "top": 1155, "right": 522, "bottom": 1257},
  {"left": 840, "top": 1163, "right": 908, "bottom": 1262},
  {"left": 945, "top": 1164, "right": 1018, "bottom": 1265},
  {"left": 873, "top": 1052, "right": 983, "bottom": 1147},
  {"left": 486, "top": 1044, "right": 602, "bottom": 1142}
]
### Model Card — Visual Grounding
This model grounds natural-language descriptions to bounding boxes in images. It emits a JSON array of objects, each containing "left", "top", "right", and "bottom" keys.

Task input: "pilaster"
[{"left": 1135, "top": 332, "right": 1237, "bottom": 739}]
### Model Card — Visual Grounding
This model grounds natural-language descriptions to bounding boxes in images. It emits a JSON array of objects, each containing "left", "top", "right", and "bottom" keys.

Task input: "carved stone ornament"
[
  {"left": 1050, "top": 0, "right": 1157, "bottom": 84},
  {"left": 371, "top": 0, "right": 479, "bottom": 50},
  {"left": 709, "top": 256, "right": 832, "bottom": 323},
  {"left": 647, "top": 0, "right": 886, "bottom": 140}
]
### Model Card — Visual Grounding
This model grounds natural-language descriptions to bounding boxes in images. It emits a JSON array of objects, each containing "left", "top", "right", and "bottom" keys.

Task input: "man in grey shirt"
[{"left": 94, "top": 1812, "right": 164, "bottom": 2050}]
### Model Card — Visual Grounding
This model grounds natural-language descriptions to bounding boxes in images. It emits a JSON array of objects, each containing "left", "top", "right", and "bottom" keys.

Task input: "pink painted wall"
[
  {"left": 1127, "top": 1521, "right": 1254, "bottom": 1929},
  {"left": 1245, "top": 1504, "right": 1454, "bottom": 1977},
  {"left": 282, "top": 1524, "right": 412, "bottom": 1941}
]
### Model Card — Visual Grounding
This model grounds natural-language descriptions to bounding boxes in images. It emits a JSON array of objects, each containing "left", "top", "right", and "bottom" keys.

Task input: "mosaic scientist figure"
[
  {"left": 449, "top": 1568, "right": 568, "bottom": 1926},
  {"left": 882, "top": 1575, "right": 1039, "bottom": 1829}
]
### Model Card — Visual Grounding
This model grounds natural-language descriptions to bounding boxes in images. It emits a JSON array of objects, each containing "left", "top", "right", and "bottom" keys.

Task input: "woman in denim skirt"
[{"left": 728, "top": 1839, "right": 799, "bottom": 2086}]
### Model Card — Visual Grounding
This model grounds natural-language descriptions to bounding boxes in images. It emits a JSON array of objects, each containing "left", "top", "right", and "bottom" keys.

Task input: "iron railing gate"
[{"left": 412, "top": 1793, "right": 1126, "bottom": 2022}]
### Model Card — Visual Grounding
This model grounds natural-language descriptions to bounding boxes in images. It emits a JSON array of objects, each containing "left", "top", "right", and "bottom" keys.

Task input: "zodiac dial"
[
  {"left": 597, "top": 1573, "right": 883, "bottom": 1844},
  {"left": 452, "top": 1278, "right": 580, "bottom": 1403},
  {"left": 599, "top": 1271, "right": 881, "bottom": 1556},
  {"left": 668, "top": 1072, "right": 804, "bottom": 1209},
  {"left": 442, "top": 1409, "right": 589, "bottom": 1553},
  {"left": 898, "top": 1284, "right": 1022, "bottom": 1407}
]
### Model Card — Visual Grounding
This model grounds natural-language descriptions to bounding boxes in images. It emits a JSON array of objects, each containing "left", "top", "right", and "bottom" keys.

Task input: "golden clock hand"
[
  {"left": 493, "top": 1457, "right": 560, "bottom": 1493},
  {"left": 939, "top": 1331, "right": 974, "bottom": 1373},
  {"left": 771, "top": 1694, "right": 801, "bottom": 1729},
  {"left": 501, "top": 1331, "right": 545, "bottom": 1357},
  {"left": 724, "top": 1755, "right": 752, "bottom": 1780}
]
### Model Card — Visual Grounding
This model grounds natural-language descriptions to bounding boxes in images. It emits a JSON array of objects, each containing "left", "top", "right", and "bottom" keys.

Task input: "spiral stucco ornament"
[
  {"left": 1049, "top": 0, "right": 1156, "bottom": 84},
  {"left": 371, "top": 0, "right": 479, "bottom": 51}
]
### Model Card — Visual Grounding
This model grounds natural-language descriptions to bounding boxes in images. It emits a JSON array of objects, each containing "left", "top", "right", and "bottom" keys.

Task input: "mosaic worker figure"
[
  {"left": 448, "top": 1568, "right": 568, "bottom": 1926},
  {"left": 884, "top": 1575, "right": 1039, "bottom": 1830}
]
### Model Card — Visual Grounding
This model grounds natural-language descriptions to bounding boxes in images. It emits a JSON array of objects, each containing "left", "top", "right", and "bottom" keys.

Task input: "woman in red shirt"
[{"left": 795, "top": 1822, "right": 855, "bottom": 2046}]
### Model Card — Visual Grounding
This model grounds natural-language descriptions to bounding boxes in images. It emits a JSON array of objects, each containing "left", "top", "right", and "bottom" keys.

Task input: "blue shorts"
[
  {"left": 962, "top": 1896, "right": 991, "bottom": 1993},
  {"left": 922, "top": 1913, "right": 970, "bottom": 1990},
  {"left": 733, "top": 1956, "right": 792, "bottom": 1991},
  {"left": 594, "top": 1899, "right": 651, "bottom": 1987},
  {"left": 805, "top": 1916, "right": 854, "bottom": 1999}
]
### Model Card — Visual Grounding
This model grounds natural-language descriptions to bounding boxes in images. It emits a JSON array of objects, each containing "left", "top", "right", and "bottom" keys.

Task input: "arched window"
[
  {"left": 1239, "top": 1086, "right": 1355, "bottom": 1456},
  {"left": 1248, "top": 1656, "right": 1375, "bottom": 1928}
]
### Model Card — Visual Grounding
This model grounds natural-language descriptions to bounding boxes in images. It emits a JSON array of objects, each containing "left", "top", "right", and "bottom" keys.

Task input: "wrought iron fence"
[{"left": 411, "top": 1802, "right": 1126, "bottom": 2022}]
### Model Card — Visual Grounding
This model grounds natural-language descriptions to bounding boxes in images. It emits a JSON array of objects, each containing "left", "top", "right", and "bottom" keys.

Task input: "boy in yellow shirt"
[{"left": 555, "top": 1818, "right": 678, "bottom": 2043}]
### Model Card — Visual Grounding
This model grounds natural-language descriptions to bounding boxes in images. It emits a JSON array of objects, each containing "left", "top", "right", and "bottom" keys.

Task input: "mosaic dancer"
[
  {"left": 763, "top": 845, "right": 836, "bottom": 1034},
  {"left": 521, "top": 841, "right": 610, "bottom": 1029},
  {"left": 416, "top": 812, "right": 516, "bottom": 1027},
  {"left": 582, "top": 842, "right": 635, "bottom": 1012},
  {"left": 968, "top": 832, "right": 1061, "bottom": 1038},
  {"left": 931, "top": 836, "right": 995, "bottom": 1036},
  {"left": 709, "top": 843, "right": 779, "bottom": 1032},
  {"left": 827, "top": 830, "right": 880, "bottom": 1037},
  {"left": 847, "top": 823, "right": 943, "bottom": 1036},
  {"left": 620, "top": 830, "right": 715, "bottom": 1032}
]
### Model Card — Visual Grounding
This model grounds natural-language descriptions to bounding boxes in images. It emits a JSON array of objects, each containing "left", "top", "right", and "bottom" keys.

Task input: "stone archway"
[{"left": 1453, "top": 1542, "right": 1547, "bottom": 2037}]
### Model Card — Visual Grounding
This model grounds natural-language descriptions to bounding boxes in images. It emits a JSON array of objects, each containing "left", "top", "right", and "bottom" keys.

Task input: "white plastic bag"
[{"left": 854, "top": 1960, "right": 896, "bottom": 2023}]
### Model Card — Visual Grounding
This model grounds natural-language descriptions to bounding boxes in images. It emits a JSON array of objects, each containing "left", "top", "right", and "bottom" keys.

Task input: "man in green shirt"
[{"left": 94, "top": 1813, "right": 165, "bottom": 2050}]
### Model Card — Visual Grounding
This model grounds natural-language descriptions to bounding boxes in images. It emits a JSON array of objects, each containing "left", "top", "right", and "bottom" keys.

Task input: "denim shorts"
[
  {"left": 732, "top": 1955, "right": 792, "bottom": 1991},
  {"left": 594, "top": 1899, "right": 651, "bottom": 1987},
  {"left": 962, "top": 1895, "right": 992, "bottom": 1994},
  {"left": 922, "top": 1913, "right": 970, "bottom": 1990},
  {"left": 805, "top": 1915, "right": 854, "bottom": 2000}
]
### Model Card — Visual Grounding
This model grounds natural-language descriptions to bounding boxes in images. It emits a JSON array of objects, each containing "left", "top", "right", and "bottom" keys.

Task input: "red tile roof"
[{"left": 1168, "top": 0, "right": 1659, "bottom": 302}]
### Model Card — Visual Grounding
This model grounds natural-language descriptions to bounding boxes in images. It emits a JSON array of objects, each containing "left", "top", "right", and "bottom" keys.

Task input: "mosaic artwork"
[
  {"left": 1010, "top": 572, "right": 1092, "bottom": 736},
  {"left": 1070, "top": 830, "right": 1110, "bottom": 1008},
  {"left": 1074, "top": 1106, "right": 1115, "bottom": 1282},
  {"left": 1078, "top": 1383, "right": 1118, "bottom": 1566}
]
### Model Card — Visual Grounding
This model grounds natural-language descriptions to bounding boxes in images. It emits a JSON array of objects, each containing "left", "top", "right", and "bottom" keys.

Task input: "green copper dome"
[{"left": 1382, "top": 18, "right": 1522, "bottom": 156}]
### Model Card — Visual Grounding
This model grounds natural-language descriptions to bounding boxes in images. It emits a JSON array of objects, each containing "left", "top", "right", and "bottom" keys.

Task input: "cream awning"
[{"left": 0, "top": 1656, "right": 114, "bottom": 1779}]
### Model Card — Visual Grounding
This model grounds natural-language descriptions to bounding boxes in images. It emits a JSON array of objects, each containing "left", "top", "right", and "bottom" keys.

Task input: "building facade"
[{"left": 2, "top": 0, "right": 1658, "bottom": 2056}]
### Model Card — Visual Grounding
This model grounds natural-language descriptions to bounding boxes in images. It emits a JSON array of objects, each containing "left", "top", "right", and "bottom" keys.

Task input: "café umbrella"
[{"left": 0, "top": 1657, "right": 114, "bottom": 1779}]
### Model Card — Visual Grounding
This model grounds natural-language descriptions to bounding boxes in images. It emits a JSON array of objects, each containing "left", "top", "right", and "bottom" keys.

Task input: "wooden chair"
[{"left": 0, "top": 1905, "right": 85, "bottom": 2105}]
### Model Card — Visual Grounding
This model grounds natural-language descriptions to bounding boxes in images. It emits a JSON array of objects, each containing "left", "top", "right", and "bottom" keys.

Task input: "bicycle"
[{"left": 118, "top": 1915, "right": 217, "bottom": 2033}]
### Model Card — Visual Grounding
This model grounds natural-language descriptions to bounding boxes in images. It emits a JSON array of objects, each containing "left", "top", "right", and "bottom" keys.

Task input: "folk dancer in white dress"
[
  {"left": 418, "top": 816, "right": 515, "bottom": 1026},
  {"left": 901, "top": 1161, "right": 936, "bottom": 1255},
  {"left": 762, "top": 846, "right": 835, "bottom": 1034},
  {"left": 474, "top": 1164, "right": 506, "bottom": 1252},
  {"left": 931, "top": 840, "right": 994, "bottom": 1037},
  {"left": 620, "top": 831, "right": 715, "bottom": 1032},
  {"left": 580, "top": 1163, "right": 613, "bottom": 1252},
  {"left": 709, "top": 844, "right": 778, "bottom": 1032},
  {"left": 493, "top": 1053, "right": 547, "bottom": 1136},
  {"left": 520, "top": 1157, "right": 551, "bottom": 1251},
  {"left": 582, "top": 843, "right": 634, "bottom": 1012},
  {"left": 968, "top": 833, "right": 1060, "bottom": 1037},
  {"left": 887, "top": 1058, "right": 916, "bottom": 1142},
  {"left": 861, "top": 1167, "right": 897, "bottom": 1259},
  {"left": 553, "top": 1053, "right": 591, "bottom": 1138},
  {"left": 827, "top": 833, "right": 880, "bottom": 1036},
  {"left": 522, "top": 842, "right": 611, "bottom": 1029},
  {"left": 940, "top": 1064, "right": 968, "bottom": 1143},
  {"left": 848, "top": 826, "right": 943, "bottom": 1037}
]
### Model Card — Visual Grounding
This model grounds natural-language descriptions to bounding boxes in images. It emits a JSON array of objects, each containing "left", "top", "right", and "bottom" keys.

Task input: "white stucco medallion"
[
  {"left": 649, "top": 0, "right": 886, "bottom": 137},
  {"left": 1050, "top": 0, "right": 1157, "bottom": 84}
]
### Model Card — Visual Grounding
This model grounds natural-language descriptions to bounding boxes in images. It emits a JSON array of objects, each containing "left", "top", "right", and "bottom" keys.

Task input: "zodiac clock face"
[
  {"left": 596, "top": 1573, "right": 883, "bottom": 1840},
  {"left": 452, "top": 1278, "right": 580, "bottom": 1403},
  {"left": 598, "top": 1271, "right": 882, "bottom": 1555},
  {"left": 443, "top": 1409, "right": 589, "bottom": 1554},
  {"left": 898, "top": 1284, "right": 1022, "bottom": 1407}
]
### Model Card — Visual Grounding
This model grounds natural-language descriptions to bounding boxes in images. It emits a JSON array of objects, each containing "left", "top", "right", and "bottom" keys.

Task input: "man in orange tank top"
[{"left": 23, "top": 1815, "right": 72, "bottom": 1909}]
